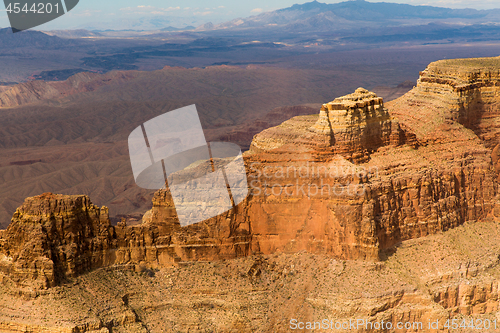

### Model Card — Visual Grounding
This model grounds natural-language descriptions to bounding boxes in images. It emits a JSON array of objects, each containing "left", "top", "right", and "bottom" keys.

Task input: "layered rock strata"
[
  {"left": 251, "top": 87, "right": 415, "bottom": 162},
  {"left": 2, "top": 219, "right": 500, "bottom": 332},
  {"left": 244, "top": 85, "right": 496, "bottom": 260},
  {"left": 310, "top": 87, "right": 391, "bottom": 161},
  {"left": 389, "top": 56, "right": 500, "bottom": 179},
  {"left": 0, "top": 194, "right": 114, "bottom": 289},
  {"left": 0, "top": 192, "right": 252, "bottom": 289},
  {"left": 388, "top": 58, "right": 500, "bottom": 144},
  {"left": 416, "top": 56, "right": 500, "bottom": 145}
]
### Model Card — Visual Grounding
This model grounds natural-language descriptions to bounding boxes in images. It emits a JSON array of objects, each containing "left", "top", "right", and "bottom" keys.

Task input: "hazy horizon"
[{"left": 1, "top": 0, "right": 499, "bottom": 31}]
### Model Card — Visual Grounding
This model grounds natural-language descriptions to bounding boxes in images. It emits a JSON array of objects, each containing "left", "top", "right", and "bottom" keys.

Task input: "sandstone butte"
[{"left": 1, "top": 57, "right": 500, "bottom": 332}]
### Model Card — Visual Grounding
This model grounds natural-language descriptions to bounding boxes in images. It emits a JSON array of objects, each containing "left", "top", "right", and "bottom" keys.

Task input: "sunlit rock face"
[
  {"left": 252, "top": 87, "right": 406, "bottom": 163},
  {"left": 311, "top": 87, "right": 391, "bottom": 162},
  {"left": 0, "top": 193, "right": 115, "bottom": 289},
  {"left": 391, "top": 57, "right": 500, "bottom": 178},
  {"left": 244, "top": 82, "right": 496, "bottom": 261}
]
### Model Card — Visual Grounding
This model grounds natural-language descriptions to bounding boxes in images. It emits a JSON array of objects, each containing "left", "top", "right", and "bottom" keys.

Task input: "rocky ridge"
[
  {"left": 0, "top": 191, "right": 253, "bottom": 290},
  {"left": 241, "top": 83, "right": 496, "bottom": 260},
  {"left": 0, "top": 71, "right": 138, "bottom": 108},
  {"left": 389, "top": 57, "right": 500, "bottom": 144},
  {"left": 389, "top": 56, "right": 500, "bottom": 179}
]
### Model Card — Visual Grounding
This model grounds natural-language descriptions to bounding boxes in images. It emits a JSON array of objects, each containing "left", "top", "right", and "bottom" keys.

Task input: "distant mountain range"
[
  {"left": 0, "top": 27, "right": 67, "bottom": 47},
  {"left": 1, "top": 0, "right": 500, "bottom": 83},
  {"left": 199, "top": 0, "right": 500, "bottom": 32},
  {"left": 32, "top": 0, "right": 499, "bottom": 33},
  {"left": 18, "top": 0, "right": 495, "bottom": 39}
]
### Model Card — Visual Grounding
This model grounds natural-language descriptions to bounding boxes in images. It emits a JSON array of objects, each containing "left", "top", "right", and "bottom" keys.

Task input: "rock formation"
[
  {"left": 389, "top": 56, "right": 500, "bottom": 177},
  {"left": 1, "top": 56, "right": 500, "bottom": 332},
  {"left": 252, "top": 87, "right": 406, "bottom": 162},
  {"left": 243, "top": 85, "right": 495, "bottom": 259},
  {"left": 1, "top": 220, "right": 500, "bottom": 332},
  {"left": 1, "top": 65, "right": 500, "bottom": 289},
  {"left": 0, "top": 193, "right": 115, "bottom": 289},
  {"left": 251, "top": 87, "right": 419, "bottom": 164},
  {"left": 0, "top": 192, "right": 252, "bottom": 289},
  {"left": 310, "top": 87, "right": 391, "bottom": 161}
]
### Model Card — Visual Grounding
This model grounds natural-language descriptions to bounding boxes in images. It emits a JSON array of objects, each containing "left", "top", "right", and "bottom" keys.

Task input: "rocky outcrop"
[
  {"left": 2, "top": 218, "right": 500, "bottom": 333},
  {"left": 389, "top": 56, "right": 500, "bottom": 180},
  {"left": 0, "top": 193, "right": 115, "bottom": 289},
  {"left": 251, "top": 88, "right": 399, "bottom": 162},
  {"left": 251, "top": 88, "right": 411, "bottom": 162},
  {"left": 417, "top": 57, "right": 500, "bottom": 139},
  {"left": 0, "top": 192, "right": 252, "bottom": 289},
  {"left": 311, "top": 88, "right": 392, "bottom": 161},
  {"left": 241, "top": 85, "right": 496, "bottom": 260},
  {"left": 389, "top": 56, "right": 500, "bottom": 146}
]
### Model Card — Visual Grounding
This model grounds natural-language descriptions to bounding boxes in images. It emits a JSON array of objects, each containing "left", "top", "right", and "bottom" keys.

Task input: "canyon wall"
[
  {"left": 1, "top": 57, "right": 500, "bottom": 291},
  {"left": 0, "top": 192, "right": 252, "bottom": 289},
  {"left": 239, "top": 89, "right": 496, "bottom": 260},
  {"left": 390, "top": 56, "right": 500, "bottom": 178},
  {"left": 389, "top": 57, "right": 500, "bottom": 146},
  {"left": 417, "top": 57, "right": 500, "bottom": 145},
  {"left": 0, "top": 193, "right": 115, "bottom": 289}
]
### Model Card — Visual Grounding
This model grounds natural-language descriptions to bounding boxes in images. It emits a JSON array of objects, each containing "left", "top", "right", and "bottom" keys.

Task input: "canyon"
[{"left": 1, "top": 56, "right": 500, "bottom": 331}]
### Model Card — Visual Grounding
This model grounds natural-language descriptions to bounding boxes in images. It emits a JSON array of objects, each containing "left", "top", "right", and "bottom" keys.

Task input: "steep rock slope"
[
  {"left": 237, "top": 88, "right": 496, "bottom": 260},
  {"left": 1, "top": 218, "right": 500, "bottom": 332},
  {"left": 389, "top": 57, "right": 500, "bottom": 144},
  {"left": 0, "top": 193, "right": 114, "bottom": 289},
  {"left": 0, "top": 192, "right": 252, "bottom": 289}
]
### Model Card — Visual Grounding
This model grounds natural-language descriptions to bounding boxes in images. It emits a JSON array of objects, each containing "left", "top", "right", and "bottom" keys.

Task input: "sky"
[{"left": 1, "top": 0, "right": 499, "bottom": 30}]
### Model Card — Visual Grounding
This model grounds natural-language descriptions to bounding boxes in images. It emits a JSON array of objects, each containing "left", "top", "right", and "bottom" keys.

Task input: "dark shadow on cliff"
[{"left": 378, "top": 242, "right": 403, "bottom": 261}]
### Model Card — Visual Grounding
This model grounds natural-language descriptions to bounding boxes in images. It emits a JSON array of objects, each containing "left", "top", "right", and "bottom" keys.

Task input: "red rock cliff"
[
  {"left": 1, "top": 58, "right": 499, "bottom": 289},
  {"left": 0, "top": 191, "right": 252, "bottom": 289}
]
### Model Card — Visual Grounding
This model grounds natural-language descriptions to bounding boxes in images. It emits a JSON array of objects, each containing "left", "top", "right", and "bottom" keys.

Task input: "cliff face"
[
  {"left": 1, "top": 221, "right": 500, "bottom": 333},
  {"left": 389, "top": 57, "right": 500, "bottom": 145},
  {"left": 0, "top": 192, "right": 252, "bottom": 289},
  {"left": 0, "top": 193, "right": 114, "bottom": 289},
  {"left": 241, "top": 85, "right": 495, "bottom": 260},
  {"left": 418, "top": 57, "right": 500, "bottom": 142},
  {"left": 1, "top": 57, "right": 500, "bottom": 290},
  {"left": 389, "top": 56, "right": 500, "bottom": 178},
  {"left": 148, "top": 88, "right": 470, "bottom": 262}
]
